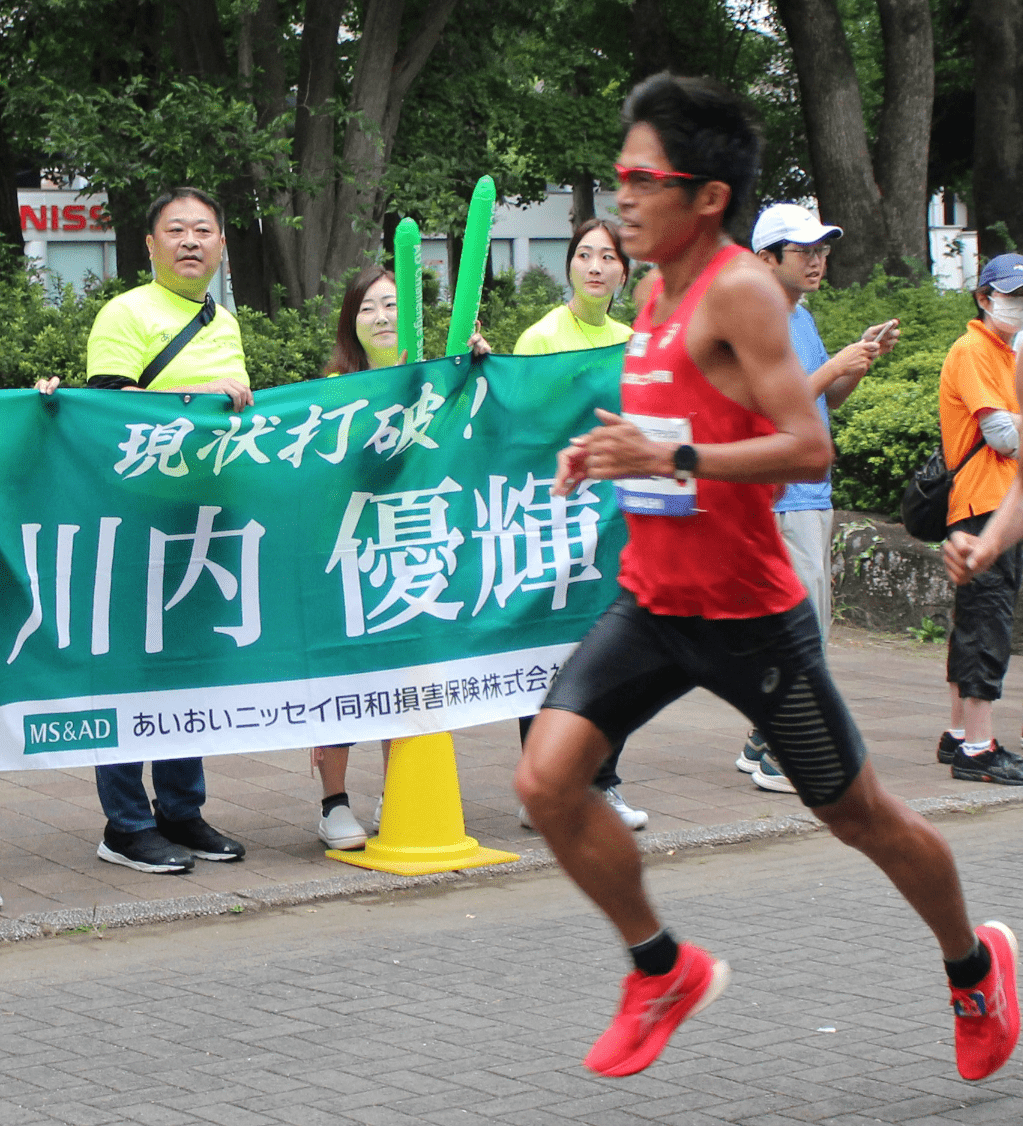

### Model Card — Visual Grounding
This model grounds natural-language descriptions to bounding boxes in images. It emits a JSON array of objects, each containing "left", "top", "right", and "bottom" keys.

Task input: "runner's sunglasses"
[{"left": 614, "top": 163, "right": 705, "bottom": 191}]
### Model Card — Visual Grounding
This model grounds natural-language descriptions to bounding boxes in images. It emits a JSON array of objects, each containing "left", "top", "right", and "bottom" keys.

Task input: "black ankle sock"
[
  {"left": 945, "top": 938, "right": 991, "bottom": 989},
  {"left": 321, "top": 791, "right": 350, "bottom": 817},
  {"left": 629, "top": 929, "right": 679, "bottom": 976}
]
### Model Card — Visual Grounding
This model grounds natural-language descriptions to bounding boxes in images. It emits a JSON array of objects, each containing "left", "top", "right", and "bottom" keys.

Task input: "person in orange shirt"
[{"left": 937, "top": 253, "right": 1023, "bottom": 784}]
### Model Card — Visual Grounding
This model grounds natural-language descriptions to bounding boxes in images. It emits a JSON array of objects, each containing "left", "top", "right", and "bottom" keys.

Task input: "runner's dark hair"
[
  {"left": 325, "top": 265, "right": 396, "bottom": 375},
  {"left": 147, "top": 187, "right": 225, "bottom": 234},
  {"left": 622, "top": 74, "right": 762, "bottom": 225}
]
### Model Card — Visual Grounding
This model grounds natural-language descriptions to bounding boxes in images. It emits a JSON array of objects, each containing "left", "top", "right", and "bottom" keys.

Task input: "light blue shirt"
[{"left": 775, "top": 303, "right": 832, "bottom": 513}]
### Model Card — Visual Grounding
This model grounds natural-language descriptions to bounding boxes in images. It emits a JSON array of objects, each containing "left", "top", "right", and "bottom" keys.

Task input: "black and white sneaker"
[
  {"left": 951, "top": 741, "right": 1023, "bottom": 785},
  {"left": 155, "top": 808, "right": 246, "bottom": 861},
  {"left": 98, "top": 827, "right": 195, "bottom": 873},
  {"left": 937, "top": 731, "right": 964, "bottom": 765}
]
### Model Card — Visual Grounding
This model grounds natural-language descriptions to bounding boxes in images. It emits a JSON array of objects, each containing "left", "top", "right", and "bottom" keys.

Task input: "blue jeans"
[{"left": 95, "top": 759, "right": 206, "bottom": 833}]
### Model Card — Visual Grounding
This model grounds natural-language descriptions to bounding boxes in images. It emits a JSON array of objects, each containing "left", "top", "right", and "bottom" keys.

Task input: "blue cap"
[{"left": 978, "top": 253, "right": 1023, "bottom": 293}]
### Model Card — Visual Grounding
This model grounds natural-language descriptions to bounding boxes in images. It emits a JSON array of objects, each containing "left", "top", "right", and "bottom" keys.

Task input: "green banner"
[{"left": 0, "top": 347, "right": 627, "bottom": 768}]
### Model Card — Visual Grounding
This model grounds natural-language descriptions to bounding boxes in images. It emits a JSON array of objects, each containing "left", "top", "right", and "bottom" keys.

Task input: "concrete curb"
[{"left": 3, "top": 787, "right": 1021, "bottom": 943}]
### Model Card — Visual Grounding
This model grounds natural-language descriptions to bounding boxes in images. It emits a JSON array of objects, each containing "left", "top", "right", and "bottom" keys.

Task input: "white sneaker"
[
  {"left": 518, "top": 804, "right": 533, "bottom": 829},
  {"left": 751, "top": 751, "right": 797, "bottom": 795},
  {"left": 318, "top": 801, "right": 367, "bottom": 850},
  {"left": 603, "top": 786, "right": 648, "bottom": 830},
  {"left": 372, "top": 794, "right": 384, "bottom": 832}
]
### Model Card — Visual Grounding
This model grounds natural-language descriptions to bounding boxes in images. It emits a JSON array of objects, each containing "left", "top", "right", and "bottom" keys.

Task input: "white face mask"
[{"left": 986, "top": 292, "right": 1023, "bottom": 330}]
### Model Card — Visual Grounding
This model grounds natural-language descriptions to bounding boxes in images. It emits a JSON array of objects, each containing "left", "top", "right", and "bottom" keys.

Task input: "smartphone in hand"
[{"left": 872, "top": 319, "right": 898, "bottom": 345}]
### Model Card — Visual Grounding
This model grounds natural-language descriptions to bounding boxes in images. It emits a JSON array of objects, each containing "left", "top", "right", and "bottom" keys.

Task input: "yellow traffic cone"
[{"left": 326, "top": 731, "right": 519, "bottom": 875}]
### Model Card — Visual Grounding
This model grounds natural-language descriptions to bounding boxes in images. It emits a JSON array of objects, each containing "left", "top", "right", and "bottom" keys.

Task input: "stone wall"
[{"left": 830, "top": 511, "right": 1023, "bottom": 653}]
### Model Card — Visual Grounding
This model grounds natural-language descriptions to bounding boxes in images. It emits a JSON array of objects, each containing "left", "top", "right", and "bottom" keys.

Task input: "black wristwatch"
[{"left": 672, "top": 444, "right": 699, "bottom": 481}]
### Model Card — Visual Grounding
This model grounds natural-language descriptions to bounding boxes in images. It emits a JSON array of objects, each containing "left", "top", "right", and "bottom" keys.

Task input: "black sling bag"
[{"left": 137, "top": 293, "right": 217, "bottom": 388}]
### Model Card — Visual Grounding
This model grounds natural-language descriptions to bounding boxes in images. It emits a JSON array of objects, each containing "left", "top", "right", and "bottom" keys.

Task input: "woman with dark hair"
[
  {"left": 514, "top": 218, "right": 631, "bottom": 355},
  {"left": 314, "top": 264, "right": 490, "bottom": 852},
  {"left": 512, "top": 219, "right": 646, "bottom": 832},
  {"left": 325, "top": 265, "right": 399, "bottom": 375}
]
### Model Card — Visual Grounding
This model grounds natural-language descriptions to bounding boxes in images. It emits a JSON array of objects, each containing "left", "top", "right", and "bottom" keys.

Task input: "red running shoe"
[
  {"left": 950, "top": 921, "right": 1019, "bottom": 1081},
  {"left": 583, "top": 944, "right": 730, "bottom": 1077}
]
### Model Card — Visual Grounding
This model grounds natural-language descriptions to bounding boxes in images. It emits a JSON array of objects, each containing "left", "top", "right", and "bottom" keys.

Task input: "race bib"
[{"left": 614, "top": 413, "right": 696, "bottom": 517}]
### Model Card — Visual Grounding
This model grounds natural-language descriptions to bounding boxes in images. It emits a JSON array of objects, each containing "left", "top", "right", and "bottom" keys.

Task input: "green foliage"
[
  {"left": 518, "top": 266, "right": 564, "bottom": 306},
  {"left": 0, "top": 270, "right": 334, "bottom": 392},
  {"left": 236, "top": 300, "right": 335, "bottom": 390},
  {"left": 984, "top": 221, "right": 1018, "bottom": 254},
  {"left": 0, "top": 267, "right": 126, "bottom": 389},
  {"left": 906, "top": 616, "right": 946, "bottom": 643},
  {"left": 0, "top": 263, "right": 978, "bottom": 525},
  {"left": 816, "top": 270, "right": 977, "bottom": 514},
  {"left": 22, "top": 76, "right": 293, "bottom": 229},
  {"left": 422, "top": 268, "right": 441, "bottom": 307}
]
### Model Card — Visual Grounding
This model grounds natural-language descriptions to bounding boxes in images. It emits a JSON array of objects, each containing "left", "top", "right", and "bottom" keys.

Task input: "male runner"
[{"left": 515, "top": 73, "right": 1019, "bottom": 1083}]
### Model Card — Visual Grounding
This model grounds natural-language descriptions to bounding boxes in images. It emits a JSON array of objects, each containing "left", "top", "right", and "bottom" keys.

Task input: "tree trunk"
[
  {"left": 774, "top": 0, "right": 884, "bottom": 286},
  {"left": 382, "top": 210, "right": 400, "bottom": 267},
  {"left": 971, "top": 0, "right": 1023, "bottom": 257},
  {"left": 447, "top": 232, "right": 462, "bottom": 299},
  {"left": 874, "top": 0, "right": 934, "bottom": 273},
  {"left": 289, "top": 0, "right": 349, "bottom": 300},
  {"left": 92, "top": 0, "right": 163, "bottom": 286},
  {"left": 170, "top": 0, "right": 272, "bottom": 313},
  {"left": 107, "top": 184, "right": 150, "bottom": 286},
  {"left": 0, "top": 105, "right": 24, "bottom": 264},
  {"left": 571, "top": 177, "right": 595, "bottom": 228},
  {"left": 629, "top": 0, "right": 684, "bottom": 81},
  {"left": 322, "top": 0, "right": 458, "bottom": 293},
  {"left": 242, "top": 0, "right": 303, "bottom": 310}
]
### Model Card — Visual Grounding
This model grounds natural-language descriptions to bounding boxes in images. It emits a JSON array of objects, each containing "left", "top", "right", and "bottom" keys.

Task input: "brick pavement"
[
  {"left": 0, "top": 801, "right": 1020, "bottom": 1125},
  {"left": 1, "top": 626, "right": 1023, "bottom": 934}
]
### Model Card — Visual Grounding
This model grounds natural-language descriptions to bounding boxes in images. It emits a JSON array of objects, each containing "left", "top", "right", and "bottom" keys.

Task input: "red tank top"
[{"left": 617, "top": 244, "right": 805, "bottom": 619}]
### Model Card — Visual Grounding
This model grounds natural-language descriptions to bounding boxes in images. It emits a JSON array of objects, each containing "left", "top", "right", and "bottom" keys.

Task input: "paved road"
[
  {"left": 1, "top": 802, "right": 1021, "bottom": 1125},
  {"left": 5, "top": 626, "right": 1023, "bottom": 939}
]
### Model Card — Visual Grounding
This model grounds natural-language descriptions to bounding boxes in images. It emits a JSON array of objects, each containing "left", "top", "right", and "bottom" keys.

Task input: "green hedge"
[
  {"left": 0, "top": 259, "right": 978, "bottom": 519},
  {"left": 812, "top": 270, "right": 977, "bottom": 514}
]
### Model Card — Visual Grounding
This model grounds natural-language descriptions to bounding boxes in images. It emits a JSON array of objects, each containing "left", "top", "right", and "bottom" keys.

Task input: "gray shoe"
[
  {"left": 737, "top": 729, "right": 768, "bottom": 773},
  {"left": 751, "top": 751, "right": 796, "bottom": 795}
]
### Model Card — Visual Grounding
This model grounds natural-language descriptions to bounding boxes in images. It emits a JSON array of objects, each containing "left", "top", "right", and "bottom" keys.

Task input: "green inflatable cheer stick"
[
  {"left": 394, "top": 217, "right": 424, "bottom": 363},
  {"left": 445, "top": 175, "right": 496, "bottom": 356}
]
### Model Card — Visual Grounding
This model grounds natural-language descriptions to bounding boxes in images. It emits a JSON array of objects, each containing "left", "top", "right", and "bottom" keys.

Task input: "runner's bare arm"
[
  {"left": 575, "top": 261, "right": 831, "bottom": 486},
  {"left": 944, "top": 475, "right": 1023, "bottom": 580},
  {"left": 705, "top": 262, "right": 831, "bottom": 481}
]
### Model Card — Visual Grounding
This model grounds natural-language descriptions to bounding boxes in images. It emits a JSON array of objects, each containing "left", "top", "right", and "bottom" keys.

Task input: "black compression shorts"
[{"left": 543, "top": 590, "right": 867, "bottom": 808}]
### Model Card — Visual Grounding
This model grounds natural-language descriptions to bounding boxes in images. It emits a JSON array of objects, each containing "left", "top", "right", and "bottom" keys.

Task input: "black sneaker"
[
  {"left": 938, "top": 731, "right": 965, "bottom": 764},
  {"left": 155, "top": 806, "right": 245, "bottom": 861},
  {"left": 951, "top": 741, "right": 1023, "bottom": 785},
  {"left": 98, "top": 827, "right": 195, "bottom": 873}
]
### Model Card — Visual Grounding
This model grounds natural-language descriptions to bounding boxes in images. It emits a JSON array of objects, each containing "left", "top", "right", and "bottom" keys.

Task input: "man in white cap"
[{"left": 737, "top": 202, "right": 899, "bottom": 792}]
